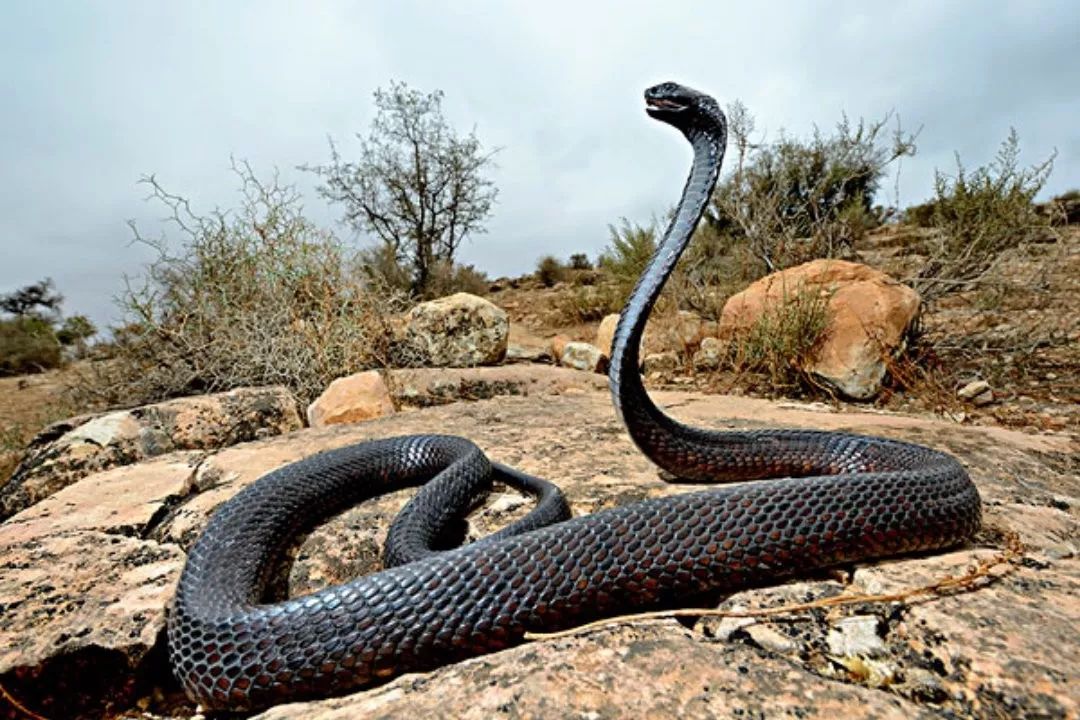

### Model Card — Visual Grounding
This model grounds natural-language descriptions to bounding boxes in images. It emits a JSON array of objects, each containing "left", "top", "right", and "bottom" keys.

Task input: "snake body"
[{"left": 168, "top": 83, "right": 981, "bottom": 711}]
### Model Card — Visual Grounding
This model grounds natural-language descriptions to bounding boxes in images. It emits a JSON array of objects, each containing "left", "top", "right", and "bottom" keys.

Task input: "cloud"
[{"left": 1, "top": 0, "right": 1077, "bottom": 326}]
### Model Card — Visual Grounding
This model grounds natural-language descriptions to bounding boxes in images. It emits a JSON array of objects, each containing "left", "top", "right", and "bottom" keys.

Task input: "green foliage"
[
  {"left": 555, "top": 284, "right": 625, "bottom": 324},
  {"left": 727, "top": 285, "right": 831, "bottom": 392},
  {"left": 75, "top": 160, "right": 407, "bottom": 406},
  {"left": 911, "top": 129, "right": 1055, "bottom": 300},
  {"left": 535, "top": 255, "right": 567, "bottom": 287},
  {"left": 303, "top": 81, "right": 498, "bottom": 299},
  {"left": 599, "top": 218, "right": 657, "bottom": 279},
  {"left": 569, "top": 253, "right": 592, "bottom": 270},
  {"left": 56, "top": 315, "right": 97, "bottom": 356},
  {"left": 0, "top": 278, "right": 63, "bottom": 318},
  {"left": 711, "top": 103, "right": 915, "bottom": 274},
  {"left": 0, "top": 279, "right": 94, "bottom": 373},
  {"left": 0, "top": 316, "right": 62, "bottom": 375},
  {"left": 358, "top": 244, "right": 488, "bottom": 297}
]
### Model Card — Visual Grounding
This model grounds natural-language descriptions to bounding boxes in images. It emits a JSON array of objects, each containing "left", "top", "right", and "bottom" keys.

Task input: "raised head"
[{"left": 644, "top": 81, "right": 726, "bottom": 138}]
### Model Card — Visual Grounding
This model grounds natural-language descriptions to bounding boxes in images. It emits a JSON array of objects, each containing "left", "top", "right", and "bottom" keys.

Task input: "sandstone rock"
[
  {"left": 402, "top": 292, "right": 508, "bottom": 367},
  {"left": 559, "top": 342, "right": 607, "bottom": 373},
  {"left": 0, "top": 453, "right": 197, "bottom": 718},
  {"left": 1, "top": 391, "right": 1075, "bottom": 718},
  {"left": 306, "top": 370, "right": 395, "bottom": 428},
  {"left": 658, "top": 310, "right": 717, "bottom": 352},
  {"left": 720, "top": 259, "right": 920, "bottom": 399},
  {"left": 549, "top": 334, "right": 571, "bottom": 362},
  {"left": 0, "top": 385, "right": 302, "bottom": 519},
  {"left": 595, "top": 313, "right": 620, "bottom": 356}
]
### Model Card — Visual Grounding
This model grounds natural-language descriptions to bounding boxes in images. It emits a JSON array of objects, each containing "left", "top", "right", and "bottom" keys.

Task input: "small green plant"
[
  {"left": 727, "top": 285, "right": 831, "bottom": 391},
  {"left": 535, "top": 255, "right": 568, "bottom": 287}
]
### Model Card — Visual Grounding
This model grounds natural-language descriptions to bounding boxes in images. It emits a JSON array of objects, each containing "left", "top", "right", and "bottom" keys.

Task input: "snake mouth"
[{"left": 645, "top": 97, "right": 690, "bottom": 119}]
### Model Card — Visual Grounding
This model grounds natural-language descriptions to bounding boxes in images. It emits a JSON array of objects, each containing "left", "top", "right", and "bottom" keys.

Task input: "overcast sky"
[{"left": 2, "top": 1, "right": 1078, "bottom": 328}]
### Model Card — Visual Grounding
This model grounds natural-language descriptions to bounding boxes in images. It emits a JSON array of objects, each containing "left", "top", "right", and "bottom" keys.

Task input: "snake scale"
[{"left": 168, "top": 82, "right": 982, "bottom": 711}]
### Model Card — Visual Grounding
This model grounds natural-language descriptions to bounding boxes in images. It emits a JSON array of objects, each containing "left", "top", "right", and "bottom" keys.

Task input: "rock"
[
  {"left": 549, "top": 334, "right": 572, "bottom": 363},
  {"left": 307, "top": 371, "right": 395, "bottom": 428},
  {"left": 827, "top": 615, "right": 887, "bottom": 658},
  {"left": 1, "top": 390, "right": 1076, "bottom": 718},
  {"left": 0, "top": 453, "right": 197, "bottom": 719},
  {"left": 595, "top": 313, "right": 620, "bottom": 356},
  {"left": 745, "top": 623, "right": 801, "bottom": 655},
  {"left": 692, "top": 336, "right": 724, "bottom": 371},
  {"left": 0, "top": 385, "right": 302, "bottom": 519},
  {"left": 720, "top": 259, "right": 920, "bottom": 399},
  {"left": 401, "top": 292, "right": 509, "bottom": 367},
  {"left": 643, "top": 351, "right": 680, "bottom": 374},
  {"left": 559, "top": 342, "right": 608, "bottom": 373},
  {"left": 957, "top": 379, "right": 994, "bottom": 406},
  {"left": 505, "top": 343, "right": 551, "bottom": 364},
  {"left": 659, "top": 310, "right": 717, "bottom": 352}
]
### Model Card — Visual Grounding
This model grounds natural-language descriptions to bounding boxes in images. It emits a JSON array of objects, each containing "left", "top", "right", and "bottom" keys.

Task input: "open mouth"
[{"left": 646, "top": 98, "right": 687, "bottom": 113}]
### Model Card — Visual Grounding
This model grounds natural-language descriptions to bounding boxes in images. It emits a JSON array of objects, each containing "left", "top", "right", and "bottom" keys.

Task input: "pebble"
[
  {"left": 827, "top": 615, "right": 886, "bottom": 658},
  {"left": 745, "top": 624, "right": 800, "bottom": 654}
]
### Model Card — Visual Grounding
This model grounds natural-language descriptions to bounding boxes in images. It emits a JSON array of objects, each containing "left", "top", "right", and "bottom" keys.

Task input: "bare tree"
[{"left": 303, "top": 81, "right": 499, "bottom": 297}]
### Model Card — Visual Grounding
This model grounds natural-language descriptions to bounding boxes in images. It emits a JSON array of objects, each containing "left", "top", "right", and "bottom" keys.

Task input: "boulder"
[
  {"left": 548, "top": 334, "right": 572, "bottom": 363},
  {"left": 0, "top": 385, "right": 302, "bottom": 519},
  {"left": 559, "top": 341, "right": 608, "bottom": 373},
  {"left": 720, "top": 260, "right": 920, "bottom": 399},
  {"left": 595, "top": 313, "right": 620, "bottom": 356},
  {"left": 658, "top": 310, "right": 717, "bottom": 353},
  {"left": 307, "top": 371, "right": 395, "bottom": 428},
  {"left": 401, "top": 292, "right": 508, "bottom": 367}
]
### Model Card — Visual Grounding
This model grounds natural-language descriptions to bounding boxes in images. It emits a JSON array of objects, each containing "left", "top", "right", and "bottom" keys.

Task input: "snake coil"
[{"left": 168, "top": 83, "right": 981, "bottom": 711}]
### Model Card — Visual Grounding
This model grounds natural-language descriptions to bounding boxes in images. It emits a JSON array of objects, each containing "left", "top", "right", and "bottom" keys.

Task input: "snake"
[{"left": 168, "top": 82, "right": 982, "bottom": 712}]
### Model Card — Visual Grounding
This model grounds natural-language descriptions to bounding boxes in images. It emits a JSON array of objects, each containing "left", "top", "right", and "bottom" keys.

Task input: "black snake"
[{"left": 168, "top": 82, "right": 982, "bottom": 711}]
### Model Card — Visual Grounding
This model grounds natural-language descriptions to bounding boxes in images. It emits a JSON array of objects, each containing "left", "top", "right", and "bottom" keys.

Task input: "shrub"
[
  {"left": 72, "top": 160, "right": 409, "bottom": 407},
  {"left": 910, "top": 129, "right": 1055, "bottom": 300},
  {"left": 0, "top": 316, "right": 63, "bottom": 375},
  {"left": 554, "top": 284, "right": 625, "bottom": 324},
  {"left": 711, "top": 102, "right": 916, "bottom": 274},
  {"left": 535, "top": 255, "right": 567, "bottom": 287}
]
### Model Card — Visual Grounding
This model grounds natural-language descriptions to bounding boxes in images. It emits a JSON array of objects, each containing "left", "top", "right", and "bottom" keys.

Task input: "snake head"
[{"left": 645, "top": 82, "right": 726, "bottom": 137}]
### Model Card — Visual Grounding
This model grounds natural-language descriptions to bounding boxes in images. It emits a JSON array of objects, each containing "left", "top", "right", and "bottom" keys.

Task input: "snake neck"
[{"left": 609, "top": 125, "right": 726, "bottom": 467}]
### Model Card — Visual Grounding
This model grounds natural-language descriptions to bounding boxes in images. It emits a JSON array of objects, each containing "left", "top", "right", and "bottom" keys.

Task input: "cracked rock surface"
[{"left": 0, "top": 389, "right": 1076, "bottom": 719}]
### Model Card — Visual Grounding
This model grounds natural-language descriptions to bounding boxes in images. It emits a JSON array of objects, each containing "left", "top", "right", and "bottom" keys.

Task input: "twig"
[
  {"left": 524, "top": 532, "right": 1023, "bottom": 642},
  {"left": 0, "top": 680, "right": 49, "bottom": 720}
]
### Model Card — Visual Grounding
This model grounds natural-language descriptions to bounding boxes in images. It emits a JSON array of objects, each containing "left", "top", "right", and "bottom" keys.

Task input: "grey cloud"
[{"left": 2, "top": 1, "right": 1077, "bottom": 327}]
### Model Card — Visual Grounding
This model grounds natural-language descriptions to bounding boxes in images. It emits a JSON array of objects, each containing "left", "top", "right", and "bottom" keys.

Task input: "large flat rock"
[{"left": 0, "top": 390, "right": 1075, "bottom": 718}]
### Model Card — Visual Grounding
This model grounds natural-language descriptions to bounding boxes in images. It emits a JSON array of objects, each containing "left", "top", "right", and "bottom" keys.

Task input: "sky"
[{"left": 2, "top": 1, "right": 1078, "bottom": 329}]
